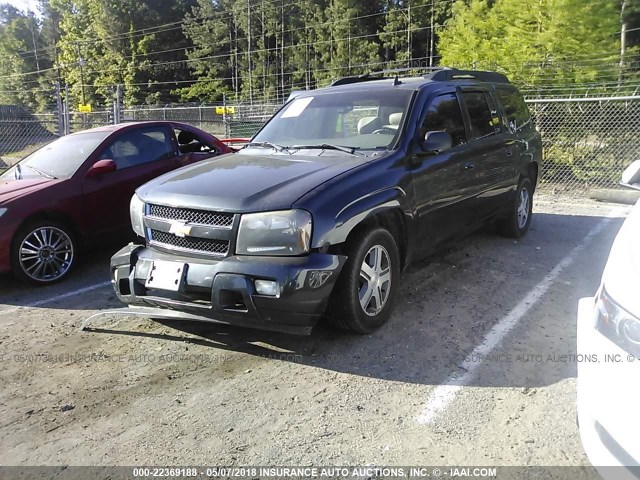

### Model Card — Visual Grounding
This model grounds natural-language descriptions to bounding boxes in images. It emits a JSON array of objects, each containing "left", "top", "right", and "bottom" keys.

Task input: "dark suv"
[{"left": 109, "top": 68, "right": 541, "bottom": 335}]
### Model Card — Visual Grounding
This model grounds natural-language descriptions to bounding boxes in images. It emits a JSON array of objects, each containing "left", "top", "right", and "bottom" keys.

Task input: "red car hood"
[{"left": 0, "top": 177, "right": 63, "bottom": 204}]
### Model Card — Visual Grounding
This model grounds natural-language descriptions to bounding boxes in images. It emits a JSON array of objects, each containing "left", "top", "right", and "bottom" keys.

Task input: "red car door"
[{"left": 80, "top": 125, "right": 181, "bottom": 242}]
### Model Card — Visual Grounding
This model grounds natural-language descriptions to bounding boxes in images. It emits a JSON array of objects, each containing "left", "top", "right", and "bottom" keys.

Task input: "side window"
[
  {"left": 100, "top": 127, "right": 174, "bottom": 170},
  {"left": 421, "top": 93, "right": 467, "bottom": 147},
  {"left": 175, "top": 128, "right": 217, "bottom": 154},
  {"left": 495, "top": 87, "right": 532, "bottom": 132},
  {"left": 461, "top": 91, "right": 495, "bottom": 139}
]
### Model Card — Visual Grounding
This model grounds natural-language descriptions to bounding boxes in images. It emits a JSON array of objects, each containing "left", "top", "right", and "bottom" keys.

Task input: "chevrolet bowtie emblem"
[{"left": 169, "top": 222, "right": 192, "bottom": 238}]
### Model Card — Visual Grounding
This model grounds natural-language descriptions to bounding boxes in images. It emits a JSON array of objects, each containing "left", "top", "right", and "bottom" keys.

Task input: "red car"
[{"left": 0, "top": 121, "right": 233, "bottom": 284}]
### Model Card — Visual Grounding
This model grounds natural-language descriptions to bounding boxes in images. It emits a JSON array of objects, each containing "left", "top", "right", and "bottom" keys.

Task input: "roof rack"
[
  {"left": 330, "top": 67, "right": 444, "bottom": 87},
  {"left": 425, "top": 69, "right": 510, "bottom": 83},
  {"left": 329, "top": 67, "right": 510, "bottom": 87},
  {"left": 330, "top": 74, "right": 385, "bottom": 87}
]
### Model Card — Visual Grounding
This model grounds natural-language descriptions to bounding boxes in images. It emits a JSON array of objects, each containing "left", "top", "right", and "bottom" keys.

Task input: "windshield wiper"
[
  {"left": 245, "top": 141, "right": 290, "bottom": 153},
  {"left": 291, "top": 144, "right": 358, "bottom": 155},
  {"left": 24, "top": 164, "right": 57, "bottom": 179}
]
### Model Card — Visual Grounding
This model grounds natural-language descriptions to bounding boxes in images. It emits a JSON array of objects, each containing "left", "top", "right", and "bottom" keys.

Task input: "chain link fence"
[
  {"left": 2, "top": 94, "right": 639, "bottom": 194},
  {"left": 527, "top": 96, "right": 640, "bottom": 192},
  {"left": 0, "top": 105, "right": 59, "bottom": 169}
]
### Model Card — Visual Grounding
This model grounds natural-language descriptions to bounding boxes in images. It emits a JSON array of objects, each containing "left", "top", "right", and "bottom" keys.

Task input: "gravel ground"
[{"left": 0, "top": 195, "right": 630, "bottom": 470}]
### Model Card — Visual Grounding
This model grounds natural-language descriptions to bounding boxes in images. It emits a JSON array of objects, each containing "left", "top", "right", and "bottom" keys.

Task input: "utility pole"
[
  {"left": 429, "top": 0, "right": 435, "bottom": 68},
  {"left": 64, "top": 84, "right": 70, "bottom": 135},
  {"left": 619, "top": 0, "right": 627, "bottom": 85},
  {"left": 281, "top": 0, "right": 285, "bottom": 99},
  {"left": 55, "top": 81, "right": 63, "bottom": 136},
  {"left": 407, "top": 0, "right": 412, "bottom": 65},
  {"left": 75, "top": 42, "right": 86, "bottom": 105},
  {"left": 29, "top": 22, "right": 40, "bottom": 73},
  {"left": 115, "top": 84, "right": 122, "bottom": 124},
  {"left": 247, "top": 0, "right": 253, "bottom": 104}
]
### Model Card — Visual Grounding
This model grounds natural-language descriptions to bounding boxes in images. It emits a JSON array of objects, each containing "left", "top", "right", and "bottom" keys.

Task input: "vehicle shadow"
[
  {"left": 82, "top": 211, "right": 625, "bottom": 389},
  {"left": 0, "top": 244, "right": 122, "bottom": 308}
]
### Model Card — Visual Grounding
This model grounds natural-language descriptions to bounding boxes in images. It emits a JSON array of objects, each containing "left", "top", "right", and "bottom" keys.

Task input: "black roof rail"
[
  {"left": 367, "top": 66, "right": 443, "bottom": 77},
  {"left": 330, "top": 66, "right": 447, "bottom": 86},
  {"left": 330, "top": 74, "right": 382, "bottom": 87},
  {"left": 329, "top": 67, "right": 510, "bottom": 87},
  {"left": 425, "top": 69, "right": 510, "bottom": 83}
]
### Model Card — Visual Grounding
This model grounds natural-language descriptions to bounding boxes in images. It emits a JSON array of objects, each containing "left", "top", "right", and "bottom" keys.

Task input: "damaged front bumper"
[{"left": 106, "top": 243, "right": 346, "bottom": 335}]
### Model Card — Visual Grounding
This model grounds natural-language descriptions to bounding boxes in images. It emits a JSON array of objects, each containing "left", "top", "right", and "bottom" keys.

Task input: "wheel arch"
[
  {"left": 317, "top": 184, "right": 412, "bottom": 270},
  {"left": 343, "top": 208, "right": 409, "bottom": 269},
  {"left": 526, "top": 161, "right": 539, "bottom": 190},
  {"left": 12, "top": 210, "right": 81, "bottom": 247}
]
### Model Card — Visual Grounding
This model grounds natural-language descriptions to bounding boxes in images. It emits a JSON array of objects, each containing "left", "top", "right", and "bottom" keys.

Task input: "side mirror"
[
  {"left": 86, "top": 159, "right": 117, "bottom": 177},
  {"left": 621, "top": 160, "right": 640, "bottom": 190},
  {"left": 422, "top": 131, "right": 452, "bottom": 154}
]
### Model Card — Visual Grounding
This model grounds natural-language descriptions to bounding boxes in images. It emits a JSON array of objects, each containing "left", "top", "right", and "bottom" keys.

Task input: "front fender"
[{"left": 312, "top": 186, "right": 413, "bottom": 247}]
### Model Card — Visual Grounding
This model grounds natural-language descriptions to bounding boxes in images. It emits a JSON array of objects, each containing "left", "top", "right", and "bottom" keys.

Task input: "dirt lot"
[{"left": 0, "top": 196, "right": 630, "bottom": 468}]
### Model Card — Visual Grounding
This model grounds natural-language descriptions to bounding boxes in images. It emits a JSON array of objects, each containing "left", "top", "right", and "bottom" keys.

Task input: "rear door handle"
[{"left": 464, "top": 162, "right": 475, "bottom": 170}]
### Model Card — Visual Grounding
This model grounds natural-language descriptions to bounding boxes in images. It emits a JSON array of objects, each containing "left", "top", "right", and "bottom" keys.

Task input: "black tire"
[
  {"left": 10, "top": 219, "right": 77, "bottom": 285},
  {"left": 326, "top": 226, "right": 401, "bottom": 334},
  {"left": 497, "top": 178, "right": 533, "bottom": 238}
]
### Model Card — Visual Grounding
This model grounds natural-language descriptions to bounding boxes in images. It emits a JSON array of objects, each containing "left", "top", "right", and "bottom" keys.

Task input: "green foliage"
[
  {"left": 0, "top": 0, "right": 639, "bottom": 108},
  {"left": 438, "top": 0, "right": 623, "bottom": 90},
  {"left": 0, "top": 3, "right": 55, "bottom": 109}
]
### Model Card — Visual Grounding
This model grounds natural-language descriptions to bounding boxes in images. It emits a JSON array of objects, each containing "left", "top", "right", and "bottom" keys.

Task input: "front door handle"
[
  {"left": 464, "top": 162, "right": 475, "bottom": 170},
  {"left": 506, "top": 149, "right": 513, "bottom": 156}
]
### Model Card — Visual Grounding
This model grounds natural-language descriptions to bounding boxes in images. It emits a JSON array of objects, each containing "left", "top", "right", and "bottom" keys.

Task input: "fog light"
[{"left": 255, "top": 279, "right": 279, "bottom": 297}]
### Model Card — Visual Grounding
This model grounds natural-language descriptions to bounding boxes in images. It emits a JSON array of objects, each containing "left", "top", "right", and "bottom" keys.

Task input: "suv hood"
[{"left": 137, "top": 152, "right": 367, "bottom": 212}]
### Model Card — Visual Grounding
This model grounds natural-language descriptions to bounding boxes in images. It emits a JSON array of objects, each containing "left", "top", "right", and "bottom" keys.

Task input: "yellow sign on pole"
[
  {"left": 78, "top": 104, "right": 92, "bottom": 113},
  {"left": 215, "top": 106, "right": 236, "bottom": 115}
]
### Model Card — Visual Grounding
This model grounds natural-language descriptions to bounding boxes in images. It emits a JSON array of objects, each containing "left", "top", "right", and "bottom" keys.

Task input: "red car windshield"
[{"left": 1, "top": 131, "right": 110, "bottom": 180}]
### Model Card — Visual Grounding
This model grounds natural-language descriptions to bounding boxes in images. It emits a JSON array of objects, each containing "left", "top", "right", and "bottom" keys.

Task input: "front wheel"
[
  {"left": 11, "top": 220, "right": 77, "bottom": 285},
  {"left": 497, "top": 178, "right": 533, "bottom": 238},
  {"left": 326, "top": 226, "right": 400, "bottom": 334}
]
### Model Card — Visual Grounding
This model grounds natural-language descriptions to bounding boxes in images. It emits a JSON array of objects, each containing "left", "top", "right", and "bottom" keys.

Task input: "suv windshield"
[
  {"left": 251, "top": 88, "right": 413, "bottom": 151},
  {"left": 1, "top": 131, "right": 110, "bottom": 180}
]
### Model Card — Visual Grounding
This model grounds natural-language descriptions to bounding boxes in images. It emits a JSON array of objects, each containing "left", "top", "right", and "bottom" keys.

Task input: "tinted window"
[
  {"left": 100, "top": 128, "right": 174, "bottom": 170},
  {"left": 495, "top": 87, "right": 532, "bottom": 132},
  {"left": 421, "top": 93, "right": 467, "bottom": 146},
  {"left": 461, "top": 91, "right": 496, "bottom": 139},
  {"left": 175, "top": 128, "right": 215, "bottom": 154}
]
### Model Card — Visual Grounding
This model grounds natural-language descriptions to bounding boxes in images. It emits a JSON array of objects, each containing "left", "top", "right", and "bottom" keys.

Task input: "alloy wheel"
[
  {"left": 18, "top": 226, "right": 74, "bottom": 282},
  {"left": 358, "top": 244, "right": 392, "bottom": 316},
  {"left": 517, "top": 187, "right": 530, "bottom": 229}
]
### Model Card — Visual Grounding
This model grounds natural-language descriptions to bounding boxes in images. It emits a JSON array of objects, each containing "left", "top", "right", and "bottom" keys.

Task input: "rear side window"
[
  {"left": 421, "top": 93, "right": 467, "bottom": 147},
  {"left": 100, "top": 127, "right": 174, "bottom": 170},
  {"left": 461, "top": 91, "right": 495, "bottom": 139},
  {"left": 495, "top": 87, "right": 532, "bottom": 132}
]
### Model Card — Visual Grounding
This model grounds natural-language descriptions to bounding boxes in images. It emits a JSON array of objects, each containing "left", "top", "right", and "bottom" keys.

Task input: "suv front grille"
[
  {"left": 148, "top": 204, "right": 234, "bottom": 228},
  {"left": 149, "top": 229, "right": 229, "bottom": 257}
]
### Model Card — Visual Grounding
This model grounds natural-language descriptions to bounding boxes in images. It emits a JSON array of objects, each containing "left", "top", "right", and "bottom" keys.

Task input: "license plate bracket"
[{"left": 145, "top": 260, "right": 187, "bottom": 292}]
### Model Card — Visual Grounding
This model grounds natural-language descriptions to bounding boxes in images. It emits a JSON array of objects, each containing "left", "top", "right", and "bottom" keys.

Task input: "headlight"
[
  {"left": 236, "top": 209, "right": 312, "bottom": 256},
  {"left": 595, "top": 288, "right": 640, "bottom": 357},
  {"left": 0, "top": 208, "right": 7, "bottom": 218},
  {"left": 130, "top": 194, "right": 145, "bottom": 238}
]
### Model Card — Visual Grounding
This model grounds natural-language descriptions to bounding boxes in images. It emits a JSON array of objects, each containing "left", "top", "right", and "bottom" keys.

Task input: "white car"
[{"left": 577, "top": 160, "right": 640, "bottom": 480}]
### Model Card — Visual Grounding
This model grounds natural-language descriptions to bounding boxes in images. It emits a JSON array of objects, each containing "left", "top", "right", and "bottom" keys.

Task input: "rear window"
[{"left": 495, "top": 87, "right": 533, "bottom": 132}]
